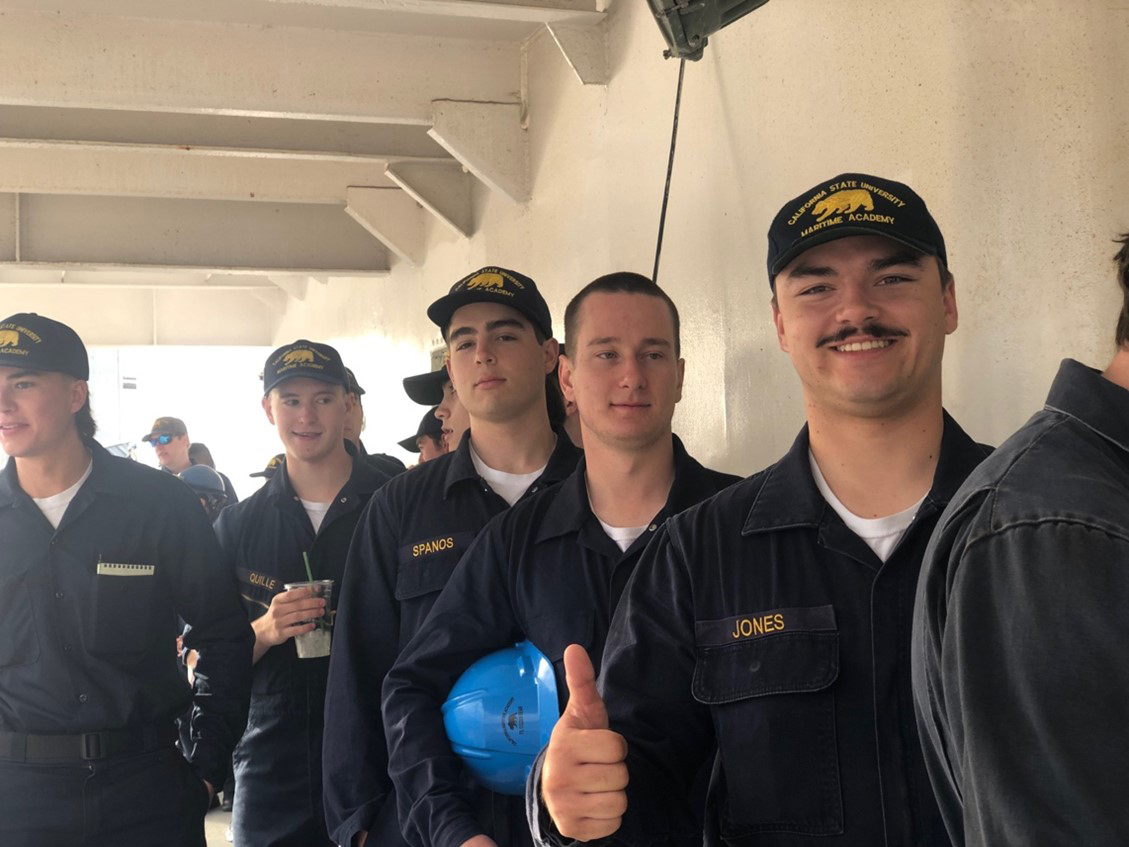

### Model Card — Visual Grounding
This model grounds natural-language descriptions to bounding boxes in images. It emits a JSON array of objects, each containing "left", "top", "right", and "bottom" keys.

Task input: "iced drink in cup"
[{"left": 283, "top": 579, "right": 334, "bottom": 658}]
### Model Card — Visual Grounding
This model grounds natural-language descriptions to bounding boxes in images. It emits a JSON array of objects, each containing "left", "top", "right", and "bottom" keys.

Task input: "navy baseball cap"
[
  {"left": 427, "top": 266, "right": 553, "bottom": 340},
  {"left": 767, "top": 173, "right": 947, "bottom": 287},
  {"left": 398, "top": 407, "right": 444, "bottom": 452},
  {"left": 262, "top": 340, "right": 348, "bottom": 395},
  {"left": 403, "top": 360, "right": 449, "bottom": 406},
  {"left": 344, "top": 367, "right": 366, "bottom": 397},
  {"left": 0, "top": 313, "right": 89, "bottom": 379}
]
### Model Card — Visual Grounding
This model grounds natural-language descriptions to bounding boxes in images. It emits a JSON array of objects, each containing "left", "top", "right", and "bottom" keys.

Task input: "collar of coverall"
[{"left": 739, "top": 411, "right": 986, "bottom": 537}]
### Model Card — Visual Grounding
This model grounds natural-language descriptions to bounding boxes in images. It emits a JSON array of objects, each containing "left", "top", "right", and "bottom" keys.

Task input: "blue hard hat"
[
  {"left": 442, "top": 640, "right": 560, "bottom": 796},
  {"left": 178, "top": 464, "right": 226, "bottom": 497}
]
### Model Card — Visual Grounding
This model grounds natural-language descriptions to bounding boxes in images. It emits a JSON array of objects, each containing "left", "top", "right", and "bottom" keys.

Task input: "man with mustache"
[{"left": 535, "top": 173, "right": 989, "bottom": 846}]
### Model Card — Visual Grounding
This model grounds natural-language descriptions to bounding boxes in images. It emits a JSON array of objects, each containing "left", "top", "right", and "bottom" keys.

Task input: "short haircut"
[
  {"left": 188, "top": 442, "right": 216, "bottom": 469},
  {"left": 1116, "top": 233, "right": 1129, "bottom": 348},
  {"left": 564, "top": 272, "right": 681, "bottom": 356}
]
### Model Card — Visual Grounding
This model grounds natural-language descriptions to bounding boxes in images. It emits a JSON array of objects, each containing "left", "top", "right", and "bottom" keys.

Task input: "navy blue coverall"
[
  {"left": 383, "top": 437, "right": 739, "bottom": 847},
  {"left": 323, "top": 431, "right": 581, "bottom": 847},
  {"left": 215, "top": 452, "right": 388, "bottom": 847},
  {"left": 531, "top": 415, "right": 990, "bottom": 847},
  {"left": 0, "top": 440, "right": 253, "bottom": 847}
]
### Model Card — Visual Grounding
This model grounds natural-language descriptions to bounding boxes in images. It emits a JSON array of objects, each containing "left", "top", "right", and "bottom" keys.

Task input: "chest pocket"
[
  {"left": 692, "top": 628, "right": 843, "bottom": 837},
  {"left": 396, "top": 533, "right": 475, "bottom": 647},
  {"left": 89, "top": 567, "right": 158, "bottom": 656},
  {"left": 0, "top": 572, "right": 40, "bottom": 669}
]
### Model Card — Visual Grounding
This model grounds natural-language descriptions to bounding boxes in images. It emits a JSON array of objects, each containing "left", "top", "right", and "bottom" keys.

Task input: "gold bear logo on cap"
[
  {"left": 283, "top": 349, "right": 315, "bottom": 364},
  {"left": 0, "top": 329, "right": 19, "bottom": 348},
  {"left": 465, "top": 272, "right": 505, "bottom": 290},
  {"left": 813, "top": 189, "right": 874, "bottom": 222}
]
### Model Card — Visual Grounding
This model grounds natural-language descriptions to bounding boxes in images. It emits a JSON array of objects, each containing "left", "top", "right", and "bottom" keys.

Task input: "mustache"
[{"left": 816, "top": 322, "right": 909, "bottom": 349}]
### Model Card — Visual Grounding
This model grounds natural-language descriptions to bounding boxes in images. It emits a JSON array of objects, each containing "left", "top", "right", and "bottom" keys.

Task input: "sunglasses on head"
[{"left": 150, "top": 434, "right": 175, "bottom": 446}]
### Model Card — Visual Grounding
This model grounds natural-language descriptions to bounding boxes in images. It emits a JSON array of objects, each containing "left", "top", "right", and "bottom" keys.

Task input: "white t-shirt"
[
  {"left": 33, "top": 460, "right": 94, "bottom": 530},
  {"left": 595, "top": 516, "right": 651, "bottom": 554},
  {"left": 809, "top": 452, "right": 924, "bottom": 563},
  {"left": 300, "top": 499, "right": 332, "bottom": 534},
  {"left": 470, "top": 445, "right": 546, "bottom": 507}
]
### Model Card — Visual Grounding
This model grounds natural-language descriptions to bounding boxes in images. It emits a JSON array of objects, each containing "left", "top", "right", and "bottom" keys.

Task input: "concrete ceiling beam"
[
  {"left": 385, "top": 160, "right": 474, "bottom": 238},
  {"left": 345, "top": 186, "right": 427, "bottom": 266},
  {"left": 268, "top": 0, "right": 604, "bottom": 24},
  {"left": 428, "top": 101, "right": 529, "bottom": 203},
  {"left": 547, "top": 21, "right": 609, "bottom": 86},
  {"left": 0, "top": 139, "right": 423, "bottom": 204},
  {"left": 0, "top": 283, "right": 281, "bottom": 346},
  {"left": 0, "top": 10, "right": 519, "bottom": 125},
  {"left": 266, "top": 275, "right": 310, "bottom": 300},
  {"left": 0, "top": 0, "right": 603, "bottom": 29},
  {"left": 6, "top": 193, "right": 391, "bottom": 273}
]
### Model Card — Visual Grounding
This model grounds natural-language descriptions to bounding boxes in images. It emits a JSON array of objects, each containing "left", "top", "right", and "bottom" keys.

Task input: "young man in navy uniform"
[
  {"left": 323, "top": 267, "right": 582, "bottom": 847},
  {"left": 214, "top": 340, "right": 391, "bottom": 846},
  {"left": 383, "top": 273, "right": 740, "bottom": 847},
  {"left": 0, "top": 312, "right": 252, "bottom": 846},
  {"left": 537, "top": 174, "right": 990, "bottom": 846}
]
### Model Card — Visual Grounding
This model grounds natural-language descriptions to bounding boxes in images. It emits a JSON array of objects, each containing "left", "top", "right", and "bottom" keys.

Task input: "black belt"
[{"left": 0, "top": 723, "right": 177, "bottom": 762}]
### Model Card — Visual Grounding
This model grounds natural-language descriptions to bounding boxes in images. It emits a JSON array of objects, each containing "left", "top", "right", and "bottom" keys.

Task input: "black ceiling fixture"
[{"left": 647, "top": 0, "right": 772, "bottom": 60}]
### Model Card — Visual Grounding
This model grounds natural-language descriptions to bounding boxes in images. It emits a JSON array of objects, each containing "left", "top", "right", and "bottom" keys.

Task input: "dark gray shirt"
[{"left": 913, "top": 359, "right": 1129, "bottom": 846}]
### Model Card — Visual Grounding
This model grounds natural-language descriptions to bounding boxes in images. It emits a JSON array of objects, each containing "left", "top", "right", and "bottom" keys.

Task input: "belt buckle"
[{"left": 81, "top": 732, "right": 104, "bottom": 760}]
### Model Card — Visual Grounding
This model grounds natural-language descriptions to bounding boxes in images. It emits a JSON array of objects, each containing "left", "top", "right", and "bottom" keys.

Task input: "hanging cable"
[{"left": 652, "top": 58, "right": 687, "bottom": 285}]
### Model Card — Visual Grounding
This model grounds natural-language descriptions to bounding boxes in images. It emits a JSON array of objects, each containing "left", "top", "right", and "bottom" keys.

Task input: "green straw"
[{"left": 302, "top": 552, "right": 314, "bottom": 583}]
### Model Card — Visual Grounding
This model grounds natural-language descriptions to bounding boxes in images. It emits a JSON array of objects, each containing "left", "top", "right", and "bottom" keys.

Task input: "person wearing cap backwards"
[
  {"left": 399, "top": 406, "right": 447, "bottom": 464},
  {"left": 213, "top": 340, "right": 392, "bottom": 846},
  {"left": 404, "top": 361, "right": 472, "bottom": 453},
  {"left": 344, "top": 366, "right": 408, "bottom": 477},
  {"left": 0, "top": 312, "right": 253, "bottom": 846},
  {"left": 534, "top": 174, "right": 991, "bottom": 847},
  {"left": 383, "top": 273, "right": 739, "bottom": 847},
  {"left": 323, "top": 267, "right": 582, "bottom": 847}
]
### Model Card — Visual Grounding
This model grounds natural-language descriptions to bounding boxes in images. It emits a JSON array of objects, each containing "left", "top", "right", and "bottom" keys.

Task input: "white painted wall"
[{"left": 276, "top": 0, "right": 1129, "bottom": 476}]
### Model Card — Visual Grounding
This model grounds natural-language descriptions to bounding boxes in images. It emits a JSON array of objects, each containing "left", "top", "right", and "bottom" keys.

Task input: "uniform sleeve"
[
  {"left": 322, "top": 489, "right": 408, "bottom": 847},
  {"left": 169, "top": 489, "right": 254, "bottom": 789},
  {"left": 528, "top": 526, "right": 713, "bottom": 847},
  {"left": 915, "top": 516, "right": 1129, "bottom": 847},
  {"left": 382, "top": 518, "right": 523, "bottom": 847}
]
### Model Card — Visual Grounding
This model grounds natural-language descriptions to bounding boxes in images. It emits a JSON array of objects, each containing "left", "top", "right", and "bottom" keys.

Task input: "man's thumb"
[{"left": 560, "top": 644, "right": 608, "bottom": 730}]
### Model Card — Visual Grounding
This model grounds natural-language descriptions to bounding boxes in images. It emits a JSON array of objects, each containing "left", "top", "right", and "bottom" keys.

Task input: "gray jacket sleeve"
[{"left": 914, "top": 513, "right": 1129, "bottom": 847}]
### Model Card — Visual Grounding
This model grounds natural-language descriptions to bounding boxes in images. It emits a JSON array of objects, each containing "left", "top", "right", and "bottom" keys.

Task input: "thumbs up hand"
[{"left": 541, "top": 645, "right": 629, "bottom": 841}]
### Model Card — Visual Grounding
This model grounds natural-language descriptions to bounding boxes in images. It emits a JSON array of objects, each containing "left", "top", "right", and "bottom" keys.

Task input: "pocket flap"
[
  {"left": 692, "top": 631, "right": 839, "bottom": 704},
  {"left": 394, "top": 556, "right": 458, "bottom": 601}
]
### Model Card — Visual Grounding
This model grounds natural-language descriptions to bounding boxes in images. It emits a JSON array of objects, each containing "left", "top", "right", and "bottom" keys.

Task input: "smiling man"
[
  {"left": 323, "top": 268, "right": 582, "bottom": 847},
  {"left": 535, "top": 174, "right": 990, "bottom": 847},
  {"left": 0, "top": 313, "right": 252, "bottom": 847},
  {"left": 382, "top": 273, "right": 738, "bottom": 847},
  {"left": 213, "top": 340, "right": 391, "bottom": 846}
]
